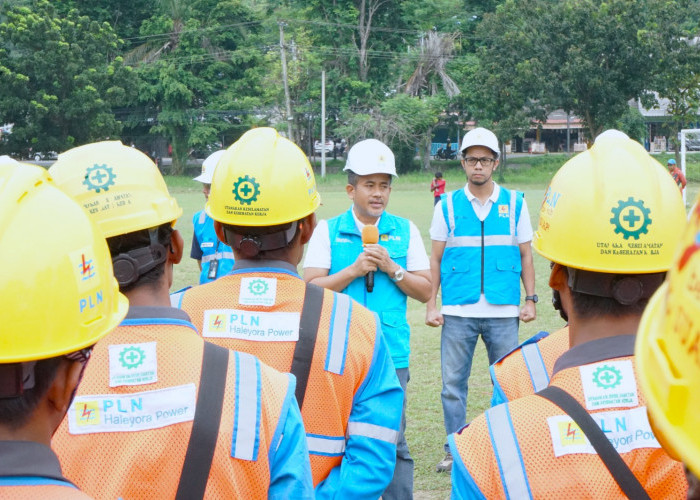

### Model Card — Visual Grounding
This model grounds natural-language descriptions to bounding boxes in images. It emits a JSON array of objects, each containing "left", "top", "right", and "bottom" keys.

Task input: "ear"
[
  {"left": 214, "top": 221, "right": 227, "bottom": 245},
  {"left": 549, "top": 263, "right": 567, "bottom": 291},
  {"left": 47, "top": 359, "right": 84, "bottom": 415},
  {"left": 493, "top": 157, "right": 500, "bottom": 171},
  {"left": 345, "top": 183, "right": 355, "bottom": 200},
  {"left": 169, "top": 229, "right": 184, "bottom": 265},
  {"left": 299, "top": 213, "right": 316, "bottom": 245}
]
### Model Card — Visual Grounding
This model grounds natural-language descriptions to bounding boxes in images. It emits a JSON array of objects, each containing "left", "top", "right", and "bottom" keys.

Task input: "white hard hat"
[
  {"left": 343, "top": 139, "right": 397, "bottom": 177},
  {"left": 193, "top": 149, "right": 226, "bottom": 184},
  {"left": 460, "top": 127, "right": 499, "bottom": 157}
]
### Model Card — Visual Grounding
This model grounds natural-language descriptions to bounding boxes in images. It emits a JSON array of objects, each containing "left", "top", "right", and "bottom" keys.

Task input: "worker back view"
[
  {"left": 637, "top": 198, "right": 700, "bottom": 497},
  {"left": 49, "top": 142, "right": 313, "bottom": 499},
  {"left": 450, "top": 131, "right": 689, "bottom": 499},
  {"left": 0, "top": 158, "right": 127, "bottom": 498},
  {"left": 490, "top": 326, "right": 569, "bottom": 406},
  {"left": 172, "top": 127, "right": 404, "bottom": 499}
]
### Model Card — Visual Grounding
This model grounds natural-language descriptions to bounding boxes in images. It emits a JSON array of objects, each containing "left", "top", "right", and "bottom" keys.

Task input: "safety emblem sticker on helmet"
[
  {"left": 609, "top": 197, "right": 652, "bottom": 240},
  {"left": 108, "top": 342, "right": 158, "bottom": 387},
  {"left": 232, "top": 175, "right": 260, "bottom": 205},
  {"left": 83, "top": 163, "right": 116, "bottom": 193}
]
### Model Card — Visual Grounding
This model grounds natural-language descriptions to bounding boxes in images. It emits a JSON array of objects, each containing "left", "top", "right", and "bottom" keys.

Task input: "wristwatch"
[
  {"left": 391, "top": 266, "right": 406, "bottom": 283},
  {"left": 525, "top": 295, "right": 538, "bottom": 303}
]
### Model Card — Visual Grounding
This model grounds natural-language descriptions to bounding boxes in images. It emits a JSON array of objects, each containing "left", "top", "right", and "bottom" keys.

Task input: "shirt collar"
[
  {"left": 232, "top": 258, "right": 298, "bottom": 274},
  {"left": 125, "top": 306, "right": 192, "bottom": 322},
  {"left": 464, "top": 181, "right": 500, "bottom": 203},
  {"left": 351, "top": 205, "right": 381, "bottom": 232},
  {"left": 0, "top": 441, "right": 70, "bottom": 482},
  {"left": 552, "top": 334, "right": 637, "bottom": 376}
]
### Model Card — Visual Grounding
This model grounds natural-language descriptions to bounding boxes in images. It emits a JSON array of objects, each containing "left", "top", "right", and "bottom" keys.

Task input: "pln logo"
[
  {"left": 558, "top": 421, "right": 586, "bottom": 446},
  {"left": 76, "top": 401, "right": 100, "bottom": 426},
  {"left": 498, "top": 204, "right": 510, "bottom": 218},
  {"left": 208, "top": 314, "right": 228, "bottom": 333},
  {"left": 78, "top": 253, "right": 96, "bottom": 281}
]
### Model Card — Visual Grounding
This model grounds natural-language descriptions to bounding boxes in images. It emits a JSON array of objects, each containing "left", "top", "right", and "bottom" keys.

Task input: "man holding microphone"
[{"left": 304, "top": 138, "right": 431, "bottom": 500}]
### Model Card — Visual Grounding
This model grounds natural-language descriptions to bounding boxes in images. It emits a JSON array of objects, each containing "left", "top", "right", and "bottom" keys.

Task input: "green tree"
[
  {"left": 0, "top": 0, "right": 137, "bottom": 157},
  {"left": 128, "top": 0, "right": 266, "bottom": 173},
  {"left": 472, "top": 0, "right": 695, "bottom": 140}
]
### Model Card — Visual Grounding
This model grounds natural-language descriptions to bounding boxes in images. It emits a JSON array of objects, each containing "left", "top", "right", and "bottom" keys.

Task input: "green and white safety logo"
[
  {"left": 580, "top": 360, "right": 638, "bottom": 410},
  {"left": 239, "top": 277, "right": 277, "bottom": 306},
  {"left": 108, "top": 342, "right": 158, "bottom": 387}
]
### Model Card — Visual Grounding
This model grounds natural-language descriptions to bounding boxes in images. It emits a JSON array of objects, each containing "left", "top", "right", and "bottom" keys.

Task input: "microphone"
[{"left": 361, "top": 225, "right": 379, "bottom": 293}]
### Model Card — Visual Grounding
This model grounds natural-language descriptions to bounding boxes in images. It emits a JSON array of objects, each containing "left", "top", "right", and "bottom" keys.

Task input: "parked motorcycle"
[{"left": 435, "top": 146, "right": 457, "bottom": 160}]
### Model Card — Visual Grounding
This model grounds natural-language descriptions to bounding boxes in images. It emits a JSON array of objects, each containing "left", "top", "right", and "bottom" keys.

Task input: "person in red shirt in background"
[
  {"left": 668, "top": 158, "right": 687, "bottom": 190},
  {"left": 430, "top": 171, "right": 446, "bottom": 205}
]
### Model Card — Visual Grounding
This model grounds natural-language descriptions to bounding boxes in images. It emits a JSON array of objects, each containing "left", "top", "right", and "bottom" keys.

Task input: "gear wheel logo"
[
  {"left": 609, "top": 197, "right": 652, "bottom": 240},
  {"left": 248, "top": 279, "right": 268, "bottom": 296},
  {"left": 232, "top": 175, "right": 260, "bottom": 205},
  {"left": 592, "top": 365, "right": 622, "bottom": 389},
  {"left": 119, "top": 346, "right": 146, "bottom": 369},
  {"left": 83, "top": 164, "right": 116, "bottom": 193}
]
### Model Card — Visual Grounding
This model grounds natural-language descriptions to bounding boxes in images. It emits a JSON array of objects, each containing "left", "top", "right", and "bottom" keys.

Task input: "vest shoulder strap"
[
  {"left": 537, "top": 386, "right": 651, "bottom": 500},
  {"left": 176, "top": 341, "right": 229, "bottom": 500},
  {"left": 291, "top": 282, "right": 324, "bottom": 409}
]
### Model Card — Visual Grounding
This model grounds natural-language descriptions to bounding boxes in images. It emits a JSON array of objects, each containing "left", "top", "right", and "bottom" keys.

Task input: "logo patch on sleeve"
[
  {"left": 239, "top": 277, "right": 277, "bottom": 306},
  {"left": 203, "top": 309, "right": 300, "bottom": 341}
]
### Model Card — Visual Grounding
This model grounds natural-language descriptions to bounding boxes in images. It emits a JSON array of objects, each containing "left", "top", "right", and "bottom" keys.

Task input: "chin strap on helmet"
[{"left": 111, "top": 229, "right": 167, "bottom": 287}]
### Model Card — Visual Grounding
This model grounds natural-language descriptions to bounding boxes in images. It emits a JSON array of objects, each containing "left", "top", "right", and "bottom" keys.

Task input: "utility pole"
[
  {"left": 279, "top": 21, "right": 293, "bottom": 141},
  {"left": 321, "top": 70, "right": 326, "bottom": 177}
]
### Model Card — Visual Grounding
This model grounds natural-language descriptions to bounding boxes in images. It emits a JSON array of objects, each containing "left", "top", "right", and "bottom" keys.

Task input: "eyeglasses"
[{"left": 464, "top": 156, "right": 496, "bottom": 167}]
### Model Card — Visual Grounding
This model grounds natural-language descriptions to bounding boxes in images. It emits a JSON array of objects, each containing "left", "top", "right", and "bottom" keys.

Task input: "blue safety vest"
[
  {"left": 192, "top": 210, "right": 235, "bottom": 284},
  {"left": 327, "top": 209, "right": 411, "bottom": 369},
  {"left": 440, "top": 187, "right": 523, "bottom": 306}
]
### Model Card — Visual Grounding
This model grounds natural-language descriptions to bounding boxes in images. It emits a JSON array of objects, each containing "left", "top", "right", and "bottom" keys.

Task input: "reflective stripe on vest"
[
  {"left": 347, "top": 421, "right": 399, "bottom": 445},
  {"left": 307, "top": 434, "right": 346, "bottom": 456},
  {"left": 0, "top": 477, "right": 78, "bottom": 488},
  {"left": 445, "top": 189, "right": 517, "bottom": 246},
  {"left": 485, "top": 404, "right": 532, "bottom": 500},
  {"left": 232, "top": 352, "right": 261, "bottom": 461},
  {"left": 522, "top": 343, "right": 549, "bottom": 393},
  {"left": 325, "top": 293, "right": 352, "bottom": 375},
  {"left": 201, "top": 251, "right": 235, "bottom": 264}
]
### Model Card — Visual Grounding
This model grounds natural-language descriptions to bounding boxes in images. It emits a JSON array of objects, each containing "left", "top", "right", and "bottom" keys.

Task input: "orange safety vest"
[
  {"left": 52, "top": 317, "right": 290, "bottom": 499},
  {"left": 490, "top": 327, "right": 570, "bottom": 405},
  {"left": 0, "top": 483, "right": 91, "bottom": 500},
  {"left": 452, "top": 339, "right": 687, "bottom": 499},
  {"left": 178, "top": 271, "right": 382, "bottom": 485}
]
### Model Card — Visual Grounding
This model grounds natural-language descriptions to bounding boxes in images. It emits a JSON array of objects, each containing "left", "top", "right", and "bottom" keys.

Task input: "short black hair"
[
  {"left": 0, "top": 357, "right": 62, "bottom": 430},
  {"left": 435, "top": 172, "right": 443, "bottom": 178},
  {"left": 106, "top": 223, "right": 174, "bottom": 293}
]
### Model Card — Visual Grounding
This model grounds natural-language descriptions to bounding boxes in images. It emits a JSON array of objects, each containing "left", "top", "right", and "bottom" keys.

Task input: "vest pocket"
[
  {"left": 496, "top": 256, "right": 521, "bottom": 273},
  {"left": 381, "top": 310, "right": 408, "bottom": 328}
]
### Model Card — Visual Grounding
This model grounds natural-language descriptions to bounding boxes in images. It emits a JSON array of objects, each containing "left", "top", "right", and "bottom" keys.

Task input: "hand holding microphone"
[{"left": 361, "top": 225, "right": 379, "bottom": 293}]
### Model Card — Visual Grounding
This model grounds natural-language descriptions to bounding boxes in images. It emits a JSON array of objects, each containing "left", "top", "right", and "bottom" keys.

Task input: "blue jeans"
[
  {"left": 440, "top": 315, "right": 519, "bottom": 451},
  {"left": 382, "top": 367, "right": 413, "bottom": 500}
]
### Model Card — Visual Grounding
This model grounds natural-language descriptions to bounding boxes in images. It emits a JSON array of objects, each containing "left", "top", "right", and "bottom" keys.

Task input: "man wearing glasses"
[{"left": 426, "top": 127, "right": 537, "bottom": 473}]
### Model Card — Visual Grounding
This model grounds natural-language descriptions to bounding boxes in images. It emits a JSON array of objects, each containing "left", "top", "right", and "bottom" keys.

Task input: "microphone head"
[{"left": 361, "top": 224, "right": 379, "bottom": 245}]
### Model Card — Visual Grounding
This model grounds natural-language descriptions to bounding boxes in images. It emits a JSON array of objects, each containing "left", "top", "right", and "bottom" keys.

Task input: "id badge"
[{"left": 208, "top": 259, "right": 219, "bottom": 280}]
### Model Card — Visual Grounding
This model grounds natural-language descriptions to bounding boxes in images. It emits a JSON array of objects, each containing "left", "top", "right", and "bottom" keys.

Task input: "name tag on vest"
[
  {"left": 202, "top": 309, "right": 300, "bottom": 341},
  {"left": 68, "top": 384, "right": 196, "bottom": 434},
  {"left": 201, "top": 242, "right": 214, "bottom": 248}
]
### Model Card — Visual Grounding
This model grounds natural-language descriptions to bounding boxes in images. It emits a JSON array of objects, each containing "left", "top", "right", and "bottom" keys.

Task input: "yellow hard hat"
[
  {"left": 533, "top": 131, "right": 685, "bottom": 273},
  {"left": 636, "top": 198, "right": 700, "bottom": 477},
  {"left": 49, "top": 141, "right": 182, "bottom": 238},
  {"left": 207, "top": 128, "right": 321, "bottom": 226},
  {"left": 0, "top": 157, "right": 128, "bottom": 363}
]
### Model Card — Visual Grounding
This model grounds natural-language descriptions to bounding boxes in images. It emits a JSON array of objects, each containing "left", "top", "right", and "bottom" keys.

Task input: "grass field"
[{"left": 166, "top": 153, "right": 699, "bottom": 499}]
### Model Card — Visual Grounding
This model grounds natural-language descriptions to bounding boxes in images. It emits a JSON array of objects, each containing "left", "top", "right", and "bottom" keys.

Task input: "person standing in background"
[
  {"left": 191, "top": 150, "right": 235, "bottom": 283},
  {"left": 430, "top": 171, "right": 446, "bottom": 206}
]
